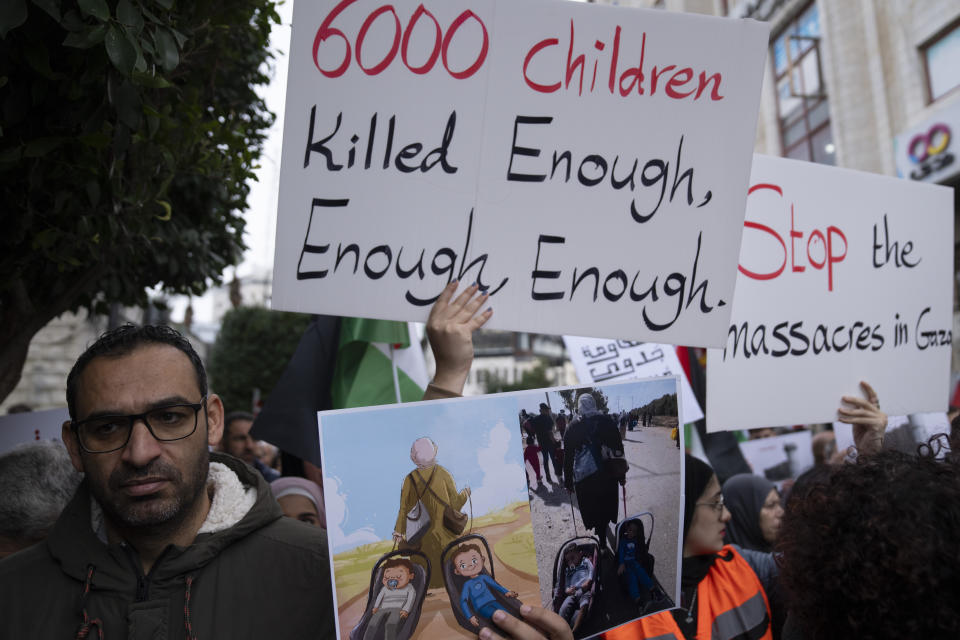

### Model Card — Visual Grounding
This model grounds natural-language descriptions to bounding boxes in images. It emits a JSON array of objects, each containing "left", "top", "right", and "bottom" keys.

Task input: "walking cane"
[{"left": 621, "top": 483, "right": 627, "bottom": 519}]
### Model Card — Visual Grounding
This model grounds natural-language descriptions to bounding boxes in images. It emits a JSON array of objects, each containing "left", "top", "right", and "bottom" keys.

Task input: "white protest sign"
[
  {"left": 738, "top": 431, "right": 813, "bottom": 490},
  {"left": 272, "top": 0, "right": 769, "bottom": 347},
  {"left": 563, "top": 335, "right": 703, "bottom": 423},
  {"left": 707, "top": 155, "right": 954, "bottom": 431},
  {"left": 834, "top": 412, "right": 950, "bottom": 456}
]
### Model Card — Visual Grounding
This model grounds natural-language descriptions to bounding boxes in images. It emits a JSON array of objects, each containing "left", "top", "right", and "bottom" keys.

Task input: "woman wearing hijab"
[
  {"left": 562, "top": 393, "right": 625, "bottom": 553},
  {"left": 599, "top": 454, "right": 777, "bottom": 640},
  {"left": 721, "top": 474, "right": 783, "bottom": 552}
]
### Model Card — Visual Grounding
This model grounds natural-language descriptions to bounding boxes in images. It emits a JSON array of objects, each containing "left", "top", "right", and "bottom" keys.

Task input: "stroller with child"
[
  {"left": 349, "top": 549, "right": 431, "bottom": 640},
  {"left": 614, "top": 512, "right": 674, "bottom": 615},
  {"left": 549, "top": 535, "right": 602, "bottom": 632},
  {"left": 441, "top": 533, "right": 525, "bottom": 634}
]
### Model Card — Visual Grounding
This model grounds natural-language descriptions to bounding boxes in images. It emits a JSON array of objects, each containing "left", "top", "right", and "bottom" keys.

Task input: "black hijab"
[
  {"left": 722, "top": 473, "right": 776, "bottom": 552},
  {"left": 683, "top": 454, "right": 715, "bottom": 542}
]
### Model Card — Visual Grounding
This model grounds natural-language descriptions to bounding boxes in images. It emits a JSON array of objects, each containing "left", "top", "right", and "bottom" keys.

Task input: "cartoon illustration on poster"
[{"left": 319, "top": 378, "right": 683, "bottom": 639}]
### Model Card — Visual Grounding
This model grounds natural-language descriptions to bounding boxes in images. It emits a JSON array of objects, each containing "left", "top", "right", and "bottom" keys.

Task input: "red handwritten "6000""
[{"left": 312, "top": 0, "right": 489, "bottom": 79}]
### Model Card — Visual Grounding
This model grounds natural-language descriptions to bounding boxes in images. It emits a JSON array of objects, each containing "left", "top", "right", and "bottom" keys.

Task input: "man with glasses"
[{"left": 0, "top": 324, "right": 336, "bottom": 638}]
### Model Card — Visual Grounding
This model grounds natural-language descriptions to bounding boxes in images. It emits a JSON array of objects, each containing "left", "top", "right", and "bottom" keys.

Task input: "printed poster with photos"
[{"left": 318, "top": 377, "right": 684, "bottom": 639}]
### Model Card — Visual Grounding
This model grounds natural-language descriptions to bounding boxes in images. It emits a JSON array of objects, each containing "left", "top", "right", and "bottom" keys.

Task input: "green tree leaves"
[
  {"left": 209, "top": 307, "right": 313, "bottom": 414},
  {"left": 0, "top": 0, "right": 281, "bottom": 402}
]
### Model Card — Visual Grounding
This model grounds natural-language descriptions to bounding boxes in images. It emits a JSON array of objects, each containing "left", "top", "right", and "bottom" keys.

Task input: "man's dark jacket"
[{"left": 0, "top": 453, "right": 335, "bottom": 639}]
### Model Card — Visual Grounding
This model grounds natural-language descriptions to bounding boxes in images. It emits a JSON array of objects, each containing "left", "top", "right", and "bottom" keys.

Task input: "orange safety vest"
[
  {"left": 594, "top": 545, "right": 772, "bottom": 640},
  {"left": 599, "top": 611, "right": 683, "bottom": 640}
]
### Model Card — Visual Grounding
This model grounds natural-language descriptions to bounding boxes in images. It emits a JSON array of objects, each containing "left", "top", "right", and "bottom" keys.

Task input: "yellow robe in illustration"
[{"left": 394, "top": 464, "right": 468, "bottom": 589}]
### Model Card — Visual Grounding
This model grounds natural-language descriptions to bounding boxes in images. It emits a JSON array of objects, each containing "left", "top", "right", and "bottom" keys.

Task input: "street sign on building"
[{"left": 894, "top": 101, "right": 960, "bottom": 184}]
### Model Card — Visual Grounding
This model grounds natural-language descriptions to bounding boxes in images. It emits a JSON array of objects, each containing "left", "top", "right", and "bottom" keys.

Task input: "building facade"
[{"left": 601, "top": 0, "right": 960, "bottom": 390}]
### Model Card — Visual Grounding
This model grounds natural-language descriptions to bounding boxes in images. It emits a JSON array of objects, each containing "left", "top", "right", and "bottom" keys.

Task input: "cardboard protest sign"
[
  {"left": 563, "top": 336, "right": 703, "bottom": 423},
  {"left": 738, "top": 431, "right": 814, "bottom": 491},
  {"left": 272, "top": 0, "right": 769, "bottom": 347},
  {"left": 318, "top": 377, "right": 682, "bottom": 639},
  {"left": 707, "top": 155, "right": 954, "bottom": 431}
]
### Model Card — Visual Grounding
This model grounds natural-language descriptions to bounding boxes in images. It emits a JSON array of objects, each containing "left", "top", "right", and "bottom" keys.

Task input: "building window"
[
  {"left": 771, "top": 3, "right": 835, "bottom": 165},
  {"left": 922, "top": 20, "right": 960, "bottom": 102}
]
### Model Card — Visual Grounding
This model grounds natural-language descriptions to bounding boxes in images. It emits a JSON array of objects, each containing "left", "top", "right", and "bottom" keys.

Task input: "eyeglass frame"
[
  {"left": 695, "top": 496, "right": 726, "bottom": 515},
  {"left": 70, "top": 396, "right": 208, "bottom": 454}
]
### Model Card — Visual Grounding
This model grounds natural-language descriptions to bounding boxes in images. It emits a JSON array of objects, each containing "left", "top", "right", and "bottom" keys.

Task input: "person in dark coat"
[
  {"left": 563, "top": 393, "right": 623, "bottom": 551},
  {"left": 532, "top": 403, "right": 563, "bottom": 485}
]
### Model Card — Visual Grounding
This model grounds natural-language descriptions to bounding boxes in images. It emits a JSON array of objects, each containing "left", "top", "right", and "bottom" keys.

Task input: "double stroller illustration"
[
  {"left": 350, "top": 549, "right": 431, "bottom": 640},
  {"left": 614, "top": 512, "right": 674, "bottom": 614}
]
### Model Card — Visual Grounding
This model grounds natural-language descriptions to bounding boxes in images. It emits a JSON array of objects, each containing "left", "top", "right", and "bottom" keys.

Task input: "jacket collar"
[{"left": 46, "top": 452, "right": 281, "bottom": 584}]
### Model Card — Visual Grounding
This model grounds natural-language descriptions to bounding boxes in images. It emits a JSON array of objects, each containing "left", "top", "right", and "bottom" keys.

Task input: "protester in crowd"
[
  {"left": 778, "top": 446, "right": 960, "bottom": 639},
  {"left": 563, "top": 393, "right": 624, "bottom": 553},
  {"left": 0, "top": 440, "right": 82, "bottom": 559},
  {"left": 257, "top": 439, "right": 281, "bottom": 474},
  {"left": 393, "top": 436, "right": 470, "bottom": 589},
  {"left": 271, "top": 476, "right": 326, "bottom": 528},
  {"left": 721, "top": 474, "right": 783, "bottom": 553},
  {"left": 810, "top": 430, "right": 836, "bottom": 465},
  {"left": 0, "top": 279, "right": 490, "bottom": 638},
  {"left": 220, "top": 410, "right": 281, "bottom": 481},
  {"left": 532, "top": 403, "right": 563, "bottom": 486}
]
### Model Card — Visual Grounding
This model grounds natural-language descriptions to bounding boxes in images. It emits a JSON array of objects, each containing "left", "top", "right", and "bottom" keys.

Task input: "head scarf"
[
  {"left": 271, "top": 476, "right": 326, "bottom": 524},
  {"left": 577, "top": 393, "right": 600, "bottom": 418},
  {"left": 721, "top": 473, "right": 776, "bottom": 552},
  {"left": 683, "top": 454, "right": 715, "bottom": 543},
  {"left": 410, "top": 437, "right": 438, "bottom": 469}
]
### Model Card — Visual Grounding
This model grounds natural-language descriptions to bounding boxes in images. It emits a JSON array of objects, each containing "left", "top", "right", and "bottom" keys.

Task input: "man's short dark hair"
[
  {"left": 66, "top": 324, "right": 207, "bottom": 420},
  {"left": 223, "top": 411, "right": 255, "bottom": 440}
]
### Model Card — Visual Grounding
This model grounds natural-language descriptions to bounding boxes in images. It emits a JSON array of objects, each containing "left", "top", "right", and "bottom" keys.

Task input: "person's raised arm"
[
  {"left": 837, "top": 380, "right": 888, "bottom": 458},
  {"left": 423, "top": 281, "right": 492, "bottom": 399}
]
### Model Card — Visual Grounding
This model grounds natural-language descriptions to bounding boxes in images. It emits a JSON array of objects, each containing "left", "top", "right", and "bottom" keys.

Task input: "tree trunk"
[{"left": 0, "top": 266, "right": 106, "bottom": 405}]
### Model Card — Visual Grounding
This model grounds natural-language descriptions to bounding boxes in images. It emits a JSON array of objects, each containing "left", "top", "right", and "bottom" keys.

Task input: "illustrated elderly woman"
[{"left": 393, "top": 437, "right": 470, "bottom": 589}]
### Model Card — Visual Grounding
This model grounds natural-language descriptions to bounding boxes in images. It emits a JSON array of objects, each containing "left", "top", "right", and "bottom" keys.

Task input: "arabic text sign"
[
  {"left": 707, "top": 155, "right": 954, "bottom": 431},
  {"left": 563, "top": 336, "right": 703, "bottom": 423},
  {"left": 272, "top": 0, "right": 769, "bottom": 347}
]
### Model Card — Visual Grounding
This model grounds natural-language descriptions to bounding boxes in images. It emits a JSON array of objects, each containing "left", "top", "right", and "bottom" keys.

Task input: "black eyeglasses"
[{"left": 72, "top": 397, "right": 207, "bottom": 453}]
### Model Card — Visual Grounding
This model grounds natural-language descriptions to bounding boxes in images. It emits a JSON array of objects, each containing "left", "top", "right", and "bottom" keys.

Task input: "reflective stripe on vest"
[
  {"left": 697, "top": 546, "right": 772, "bottom": 640},
  {"left": 595, "top": 609, "right": 683, "bottom": 640}
]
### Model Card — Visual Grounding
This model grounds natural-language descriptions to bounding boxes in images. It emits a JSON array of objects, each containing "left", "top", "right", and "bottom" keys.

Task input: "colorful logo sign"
[{"left": 907, "top": 123, "right": 954, "bottom": 180}]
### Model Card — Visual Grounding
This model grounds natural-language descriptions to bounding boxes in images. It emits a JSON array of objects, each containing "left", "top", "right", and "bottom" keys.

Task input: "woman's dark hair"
[{"left": 778, "top": 447, "right": 960, "bottom": 639}]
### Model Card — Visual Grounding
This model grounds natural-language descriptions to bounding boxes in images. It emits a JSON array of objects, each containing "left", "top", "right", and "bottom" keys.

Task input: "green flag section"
[{"left": 331, "top": 318, "right": 427, "bottom": 409}]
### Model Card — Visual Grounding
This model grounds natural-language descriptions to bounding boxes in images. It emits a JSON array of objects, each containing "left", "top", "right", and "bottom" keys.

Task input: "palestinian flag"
[{"left": 331, "top": 317, "right": 429, "bottom": 408}]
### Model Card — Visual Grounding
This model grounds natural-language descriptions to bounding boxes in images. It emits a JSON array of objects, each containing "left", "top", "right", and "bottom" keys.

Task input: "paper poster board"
[
  {"left": 833, "top": 412, "right": 951, "bottom": 457},
  {"left": 0, "top": 407, "right": 69, "bottom": 455},
  {"left": 273, "top": 0, "right": 769, "bottom": 347},
  {"left": 318, "top": 377, "right": 682, "bottom": 639},
  {"left": 738, "top": 431, "right": 814, "bottom": 491},
  {"left": 706, "top": 155, "right": 954, "bottom": 431},
  {"left": 563, "top": 336, "right": 703, "bottom": 423}
]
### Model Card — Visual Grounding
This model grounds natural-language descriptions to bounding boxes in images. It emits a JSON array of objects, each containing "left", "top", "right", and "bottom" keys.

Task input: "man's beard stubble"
[{"left": 91, "top": 451, "right": 210, "bottom": 532}]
